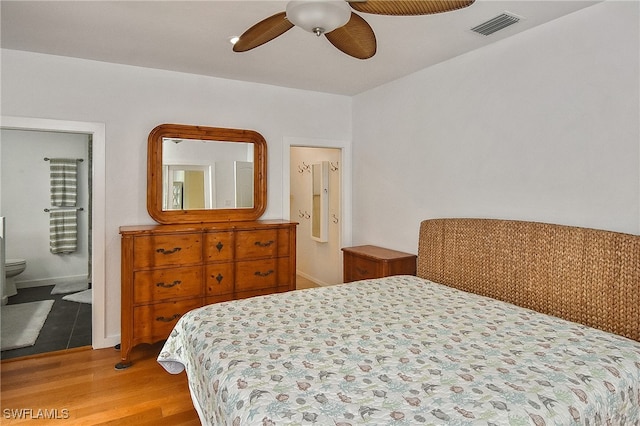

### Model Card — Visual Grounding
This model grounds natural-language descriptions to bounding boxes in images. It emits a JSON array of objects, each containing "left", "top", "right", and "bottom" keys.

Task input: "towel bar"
[
  {"left": 44, "top": 207, "right": 84, "bottom": 212},
  {"left": 44, "top": 157, "right": 83, "bottom": 162}
]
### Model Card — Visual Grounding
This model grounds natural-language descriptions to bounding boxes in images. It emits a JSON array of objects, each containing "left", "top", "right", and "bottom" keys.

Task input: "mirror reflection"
[{"left": 162, "top": 138, "right": 254, "bottom": 211}]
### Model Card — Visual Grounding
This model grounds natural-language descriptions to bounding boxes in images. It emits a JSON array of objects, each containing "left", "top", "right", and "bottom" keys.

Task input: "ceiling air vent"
[{"left": 471, "top": 12, "right": 520, "bottom": 36}]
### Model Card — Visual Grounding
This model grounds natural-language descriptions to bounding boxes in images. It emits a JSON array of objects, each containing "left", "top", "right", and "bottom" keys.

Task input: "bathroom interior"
[{"left": 1, "top": 128, "right": 92, "bottom": 359}]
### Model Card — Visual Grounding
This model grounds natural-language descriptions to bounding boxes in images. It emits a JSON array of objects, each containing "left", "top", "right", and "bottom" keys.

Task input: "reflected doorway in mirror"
[{"left": 163, "top": 165, "right": 211, "bottom": 210}]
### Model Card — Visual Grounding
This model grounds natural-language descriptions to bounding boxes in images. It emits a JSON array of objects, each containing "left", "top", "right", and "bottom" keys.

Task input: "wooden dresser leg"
[
  {"left": 115, "top": 358, "right": 132, "bottom": 370},
  {"left": 114, "top": 344, "right": 132, "bottom": 370}
]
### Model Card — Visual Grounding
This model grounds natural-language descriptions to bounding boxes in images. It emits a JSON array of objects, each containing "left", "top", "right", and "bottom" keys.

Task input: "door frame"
[{"left": 1, "top": 116, "right": 108, "bottom": 349}]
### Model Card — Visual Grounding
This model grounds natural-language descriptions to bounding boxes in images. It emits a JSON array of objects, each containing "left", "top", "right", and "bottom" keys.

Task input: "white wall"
[
  {"left": 352, "top": 1, "right": 640, "bottom": 254},
  {"left": 1, "top": 129, "right": 90, "bottom": 286},
  {"left": 1, "top": 49, "right": 352, "bottom": 344}
]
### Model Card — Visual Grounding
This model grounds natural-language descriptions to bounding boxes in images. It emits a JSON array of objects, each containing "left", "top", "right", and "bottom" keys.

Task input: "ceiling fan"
[{"left": 232, "top": 0, "right": 475, "bottom": 60}]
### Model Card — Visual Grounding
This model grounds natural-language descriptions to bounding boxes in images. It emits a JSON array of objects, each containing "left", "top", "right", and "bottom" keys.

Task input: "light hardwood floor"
[
  {"left": 1, "top": 342, "right": 199, "bottom": 425},
  {"left": 295, "top": 275, "right": 321, "bottom": 290},
  {"left": 1, "top": 278, "right": 321, "bottom": 425}
]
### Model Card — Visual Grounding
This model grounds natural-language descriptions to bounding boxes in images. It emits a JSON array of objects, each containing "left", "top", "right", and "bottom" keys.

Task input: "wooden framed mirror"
[{"left": 147, "top": 124, "right": 267, "bottom": 224}]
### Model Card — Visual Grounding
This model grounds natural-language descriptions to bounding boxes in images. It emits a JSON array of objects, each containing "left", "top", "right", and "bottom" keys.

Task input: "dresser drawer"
[
  {"left": 133, "top": 234, "right": 202, "bottom": 269},
  {"left": 235, "top": 230, "right": 278, "bottom": 259},
  {"left": 133, "top": 299, "right": 202, "bottom": 342},
  {"left": 236, "top": 258, "right": 278, "bottom": 291},
  {"left": 204, "top": 231, "right": 234, "bottom": 262},
  {"left": 276, "top": 228, "right": 291, "bottom": 256},
  {"left": 205, "top": 294, "right": 235, "bottom": 305},
  {"left": 119, "top": 220, "right": 297, "bottom": 369},
  {"left": 133, "top": 266, "right": 202, "bottom": 304},
  {"left": 205, "top": 263, "right": 234, "bottom": 296},
  {"left": 235, "top": 286, "right": 289, "bottom": 300}
]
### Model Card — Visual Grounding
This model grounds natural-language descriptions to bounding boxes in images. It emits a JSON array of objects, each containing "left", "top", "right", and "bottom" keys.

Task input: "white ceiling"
[{"left": 1, "top": 1, "right": 601, "bottom": 96}]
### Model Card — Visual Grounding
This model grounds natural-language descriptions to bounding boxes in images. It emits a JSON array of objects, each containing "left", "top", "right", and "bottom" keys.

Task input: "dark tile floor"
[{"left": 1, "top": 285, "right": 91, "bottom": 360}]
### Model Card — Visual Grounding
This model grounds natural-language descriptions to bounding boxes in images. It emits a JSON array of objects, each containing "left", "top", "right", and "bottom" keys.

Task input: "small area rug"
[
  {"left": 62, "top": 289, "right": 92, "bottom": 305},
  {"left": 1, "top": 300, "right": 55, "bottom": 351},
  {"left": 51, "top": 281, "right": 89, "bottom": 295}
]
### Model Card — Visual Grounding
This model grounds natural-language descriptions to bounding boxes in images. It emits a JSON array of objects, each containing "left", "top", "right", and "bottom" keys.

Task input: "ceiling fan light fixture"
[{"left": 286, "top": 0, "right": 351, "bottom": 36}]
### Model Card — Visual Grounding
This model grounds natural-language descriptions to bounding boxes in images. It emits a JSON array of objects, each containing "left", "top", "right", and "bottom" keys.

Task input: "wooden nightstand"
[{"left": 342, "top": 245, "right": 417, "bottom": 283}]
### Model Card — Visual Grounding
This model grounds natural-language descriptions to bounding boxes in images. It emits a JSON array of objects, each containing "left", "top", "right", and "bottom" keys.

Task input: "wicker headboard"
[{"left": 418, "top": 218, "right": 640, "bottom": 341}]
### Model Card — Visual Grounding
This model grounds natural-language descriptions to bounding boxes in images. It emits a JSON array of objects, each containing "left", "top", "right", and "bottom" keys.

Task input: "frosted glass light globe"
[{"left": 286, "top": 1, "right": 351, "bottom": 36}]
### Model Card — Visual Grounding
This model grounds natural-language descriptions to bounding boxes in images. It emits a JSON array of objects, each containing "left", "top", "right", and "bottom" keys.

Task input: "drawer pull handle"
[
  {"left": 156, "top": 280, "right": 181, "bottom": 288},
  {"left": 255, "top": 270, "right": 274, "bottom": 277},
  {"left": 356, "top": 267, "right": 369, "bottom": 275},
  {"left": 254, "top": 240, "right": 275, "bottom": 248},
  {"left": 216, "top": 242, "right": 224, "bottom": 252},
  {"left": 156, "top": 247, "right": 182, "bottom": 255},
  {"left": 156, "top": 314, "right": 180, "bottom": 322},
  {"left": 215, "top": 273, "right": 224, "bottom": 283}
]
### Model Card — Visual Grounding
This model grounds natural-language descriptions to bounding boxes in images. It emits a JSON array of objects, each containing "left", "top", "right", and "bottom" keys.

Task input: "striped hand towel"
[
  {"left": 50, "top": 209, "right": 78, "bottom": 254},
  {"left": 50, "top": 158, "right": 78, "bottom": 207}
]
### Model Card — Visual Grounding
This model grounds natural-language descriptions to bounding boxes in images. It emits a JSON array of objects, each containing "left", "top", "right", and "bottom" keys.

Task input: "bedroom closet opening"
[
  {"left": 0, "top": 128, "right": 92, "bottom": 360},
  {"left": 290, "top": 146, "right": 343, "bottom": 287}
]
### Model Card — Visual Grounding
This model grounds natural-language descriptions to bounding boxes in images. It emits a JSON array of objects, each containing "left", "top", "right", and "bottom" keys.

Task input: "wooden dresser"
[
  {"left": 117, "top": 220, "right": 296, "bottom": 369},
  {"left": 342, "top": 245, "right": 417, "bottom": 283}
]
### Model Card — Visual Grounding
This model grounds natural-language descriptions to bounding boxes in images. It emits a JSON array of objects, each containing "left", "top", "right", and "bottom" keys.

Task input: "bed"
[{"left": 158, "top": 218, "right": 640, "bottom": 425}]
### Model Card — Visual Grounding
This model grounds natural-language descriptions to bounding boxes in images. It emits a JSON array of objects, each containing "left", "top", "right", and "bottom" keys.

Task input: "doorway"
[
  {"left": 0, "top": 116, "right": 108, "bottom": 355},
  {"left": 1, "top": 129, "right": 91, "bottom": 358},
  {"left": 287, "top": 141, "right": 350, "bottom": 286}
]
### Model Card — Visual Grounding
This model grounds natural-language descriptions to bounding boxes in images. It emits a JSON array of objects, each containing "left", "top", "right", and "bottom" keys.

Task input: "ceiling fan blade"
[
  {"left": 348, "top": 0, "right": 475, "bottom": 16},
  {"left": 233, "top": 12, "right": 294, "bottom": 52},
  {"left": 325, "top": 13, "right": 376, "bottom": 60}
]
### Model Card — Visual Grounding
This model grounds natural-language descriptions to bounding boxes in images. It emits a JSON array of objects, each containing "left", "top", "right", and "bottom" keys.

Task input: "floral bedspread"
[{"left": 158, "top": 276, "right": 640, "bottom": 425}]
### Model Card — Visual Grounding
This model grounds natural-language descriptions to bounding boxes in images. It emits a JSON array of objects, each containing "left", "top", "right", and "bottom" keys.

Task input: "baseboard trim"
[
  {"left": 0, "top": 345, "right": 92, "bottom": 364},
  {"left": 296, "top": 270, "right": 331, "bottom": 287}
]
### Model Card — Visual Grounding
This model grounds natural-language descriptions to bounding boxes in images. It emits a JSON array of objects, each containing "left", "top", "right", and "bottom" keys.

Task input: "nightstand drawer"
[
  {"left": 345, "top": 255, "right": 379, "bottom": 281},
  {"left": 342, "top": 245, "right": 417, "bottom": 283}
]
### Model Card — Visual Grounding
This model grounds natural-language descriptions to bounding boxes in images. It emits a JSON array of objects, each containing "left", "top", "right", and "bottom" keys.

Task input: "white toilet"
[{"left": 4, "top": 258, "right": 26, "bottom": 301}]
